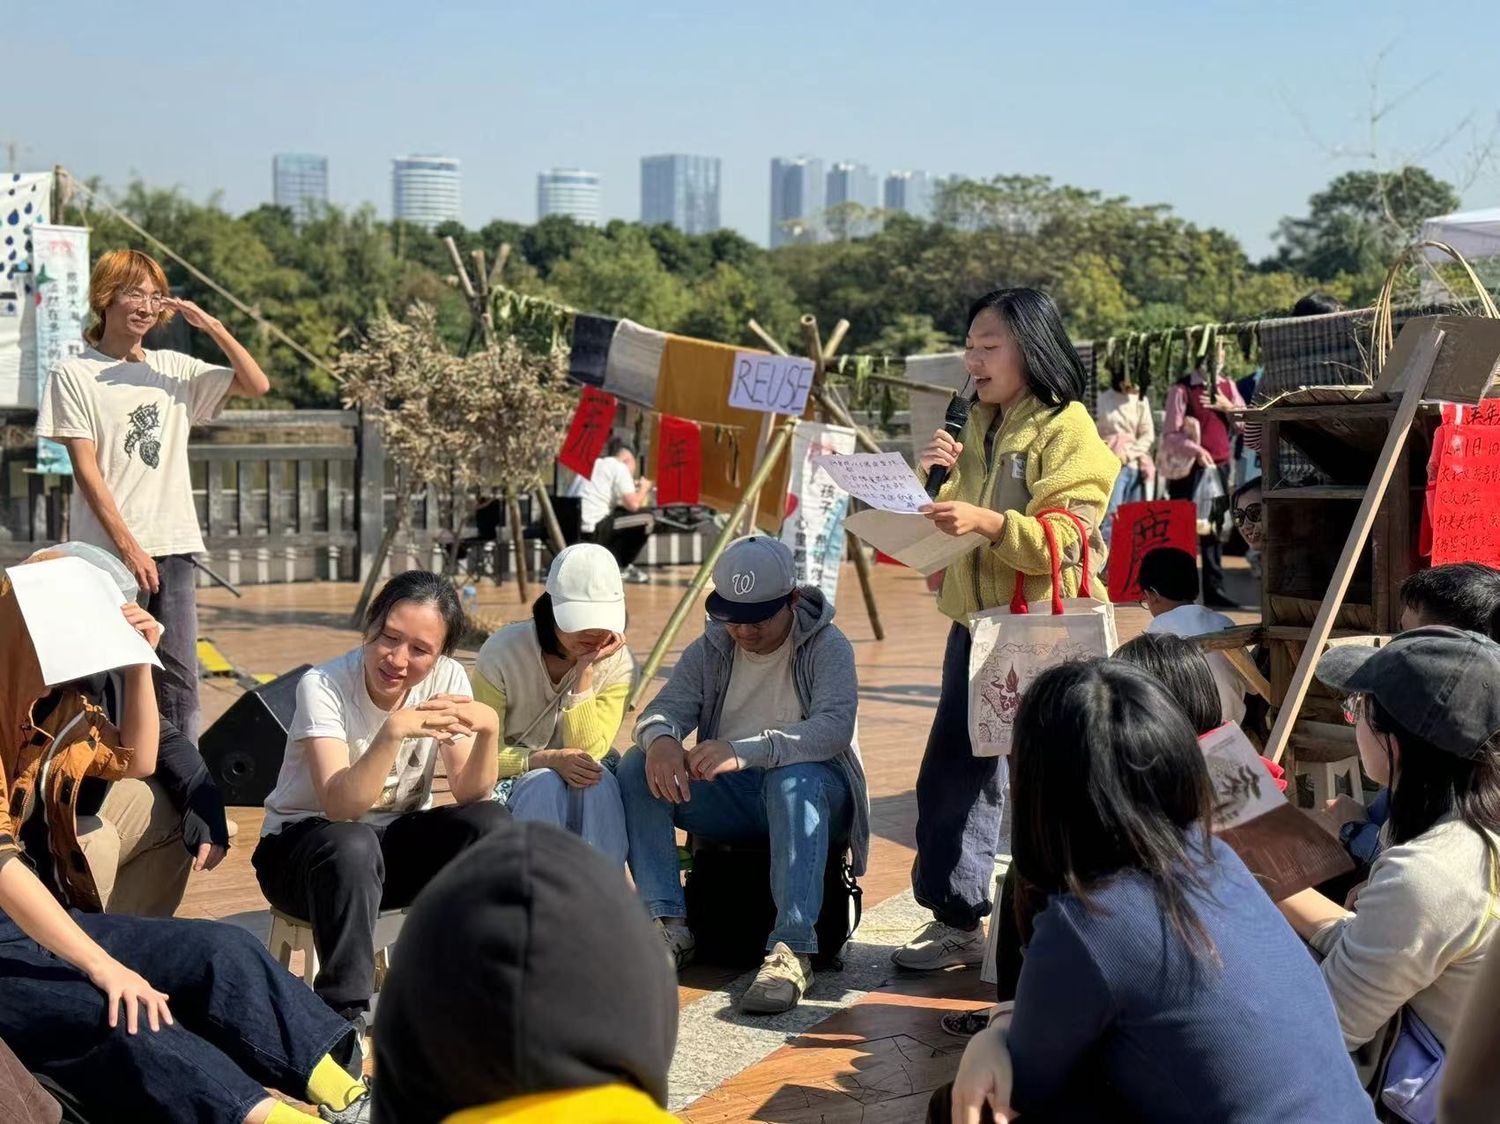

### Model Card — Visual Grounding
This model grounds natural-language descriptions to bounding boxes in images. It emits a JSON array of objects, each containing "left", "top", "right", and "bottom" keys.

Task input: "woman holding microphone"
[{"left": 892, "top": 287, "right": 1119, "bottom": 973}]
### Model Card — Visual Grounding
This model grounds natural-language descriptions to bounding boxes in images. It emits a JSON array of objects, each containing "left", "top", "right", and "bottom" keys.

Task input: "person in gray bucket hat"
[{"left": 1276, "top": 626, "right": 1500, "bottom": 1059}]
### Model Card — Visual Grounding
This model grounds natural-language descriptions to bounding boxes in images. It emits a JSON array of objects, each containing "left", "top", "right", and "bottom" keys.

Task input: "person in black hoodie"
[{"left": 374, "top": 821, "right": 679, "bottom": 1124}]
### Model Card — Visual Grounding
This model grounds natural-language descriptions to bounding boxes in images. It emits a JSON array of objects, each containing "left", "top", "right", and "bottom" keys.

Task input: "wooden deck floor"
[{"left": 181, "top": 558, "right": 1255, "bottom": 1121}]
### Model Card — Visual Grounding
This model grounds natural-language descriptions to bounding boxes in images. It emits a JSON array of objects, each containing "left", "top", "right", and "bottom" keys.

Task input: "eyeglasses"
[
  {"left": 119, "top": 288, "right": 166, "bottom": 310},
  {"left": 1342, "top": 693, "right": 1367, "bottom": 726},
  {"left": 1231, "top": 502, "right": 1262, "bottom": 528}
]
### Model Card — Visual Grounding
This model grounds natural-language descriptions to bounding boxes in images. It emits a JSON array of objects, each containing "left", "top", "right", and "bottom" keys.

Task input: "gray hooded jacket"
[{"left": 633, "top": 585, "right": 870, "bottom": 875}]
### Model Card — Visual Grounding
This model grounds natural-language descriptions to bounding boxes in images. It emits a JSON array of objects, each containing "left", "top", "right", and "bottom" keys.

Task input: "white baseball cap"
[{"left": 546, "top": 543, "right": 626, "bottom": 634}]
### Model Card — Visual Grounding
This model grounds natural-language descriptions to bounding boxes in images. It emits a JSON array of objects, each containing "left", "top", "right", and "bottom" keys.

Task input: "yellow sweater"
[
  {"left": 470, "top": 621, "right": 633, "bottom": 778},
  {"left": 445, "top": 1084, "right": 678, "bottom": 1123},
  {"left": 930, "top": 395, "right": 1119, "bottom": 622}
]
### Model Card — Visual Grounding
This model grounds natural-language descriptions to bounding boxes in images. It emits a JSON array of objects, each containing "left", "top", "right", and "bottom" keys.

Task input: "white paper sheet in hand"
[
  {"left": 6, "top": 556, "right": 162, "bottom": 686},
  {"left": 810, "top": 451, "right": 932, "bottom": 513},
  {"left": 844, "top": 509, "right": 987, "bottom": 576},
  {"left": 1197, "top": 722, "right": 1287, "bottom": 829}
]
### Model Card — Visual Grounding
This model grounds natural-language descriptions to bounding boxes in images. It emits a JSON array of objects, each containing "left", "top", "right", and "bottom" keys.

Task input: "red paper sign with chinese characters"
[
  {"left": 1428, "top": 425, "right": 1500, "bottom": 566},
  {"left": 655, "top": 415, "right": 702, "bottom": 505},
  {"left": 1108, "top": 500, "right": 1198, "bottom": 603},
  {"left": 558, "top": 386, "right": 617, "bottom": 477}
]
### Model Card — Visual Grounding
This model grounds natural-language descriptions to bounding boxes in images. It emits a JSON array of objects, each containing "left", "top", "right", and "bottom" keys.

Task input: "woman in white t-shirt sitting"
[
  {"left": 472, "top": 544, "right": 635, "bottom": 864},
  {"left": 252, "top": 570, "right": 508, "bottom": 1027}
]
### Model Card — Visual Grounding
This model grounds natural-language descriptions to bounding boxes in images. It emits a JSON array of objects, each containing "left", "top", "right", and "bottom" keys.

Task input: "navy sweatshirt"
[{"left": 1009, "top": 836, "right": 1375, "bottom": 1123}]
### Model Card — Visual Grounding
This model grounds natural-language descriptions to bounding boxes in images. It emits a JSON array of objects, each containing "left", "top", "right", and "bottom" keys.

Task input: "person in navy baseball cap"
[
  {"left": 704, "top": 535, "right": 798, "bottom": 626},
  {"left": 619, "top": 534, "right": 869, "bottom": 1016}
]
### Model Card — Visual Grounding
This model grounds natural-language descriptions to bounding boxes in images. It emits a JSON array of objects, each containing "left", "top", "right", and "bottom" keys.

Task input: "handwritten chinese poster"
[
  {"left": 654, "top": 414, "right": 701, "bottom": 506},
  {"left": 1428, "top": 425, "right": 1500, "bottom": 566},
  {"left": 558, "top": 386, "right": 618, "bottom": 477},
  {"left": 780, "top": 422, "right": 856, "bottom": 602},
  {"left": 810, "top": 451, "right": 931, "bottom": 514},
  {"left": 1107, "top": 500, "right": 1197, "bottom": 603},
  {"left": 31, "top": 225, "right": 89, "bottom": 475}
]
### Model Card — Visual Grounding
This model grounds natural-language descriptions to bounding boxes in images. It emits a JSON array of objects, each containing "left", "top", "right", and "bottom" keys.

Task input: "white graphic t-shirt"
[
  {"left": 262, "top": 648, "right": 473, "bottom": 835},
  {"left": 36, "top": 346, "right": 234, "bottom": 557}
]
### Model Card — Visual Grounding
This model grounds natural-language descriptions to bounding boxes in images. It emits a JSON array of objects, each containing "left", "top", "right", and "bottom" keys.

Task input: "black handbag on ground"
[{"left": 683, "top": 840, "right": 862, "bottom": 971}]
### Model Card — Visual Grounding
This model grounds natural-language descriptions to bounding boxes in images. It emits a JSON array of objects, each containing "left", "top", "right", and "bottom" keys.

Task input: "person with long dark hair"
[
  {"left": 895, "top": 288, "right": 1119, "bottom": 971},
  {"left": 933, "top": 660, "right": 1373, "bottom": 1123},
  {"left": 253, "top": 570, "right": 509, "bottom": 1030},
  {"left": 1280, "top": 627, "right": 1500, "bottom": 1061}
]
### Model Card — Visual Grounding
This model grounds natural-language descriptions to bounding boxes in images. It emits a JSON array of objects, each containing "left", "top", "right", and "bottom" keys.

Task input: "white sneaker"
[
  {"left": 658, "top": 919, "right": 696, "bottom": 971},
  {"left": 740, "top": 942, "right": 813, "bottom": 1014},
  {"left": 891, "top": 919, "right": 985, "bottom": 972}
]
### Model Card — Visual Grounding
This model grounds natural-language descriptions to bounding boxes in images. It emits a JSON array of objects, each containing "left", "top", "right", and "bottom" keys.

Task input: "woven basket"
[{"left": 1371, "top": 240, "right": 1500, "bottom": 377}]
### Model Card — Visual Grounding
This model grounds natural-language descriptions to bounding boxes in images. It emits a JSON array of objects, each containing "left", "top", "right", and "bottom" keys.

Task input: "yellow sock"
[
  {"left": 306, "top": 1054, "right": 366, "bottom": 1112},
  {"left": 265, "top": 1104, "right": 315, "bottom": 1124}
]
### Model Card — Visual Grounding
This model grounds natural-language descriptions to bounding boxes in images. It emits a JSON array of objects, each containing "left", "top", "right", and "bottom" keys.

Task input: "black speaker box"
[{"left": 201, "top": 664, "right": 311, "bottom": 806}]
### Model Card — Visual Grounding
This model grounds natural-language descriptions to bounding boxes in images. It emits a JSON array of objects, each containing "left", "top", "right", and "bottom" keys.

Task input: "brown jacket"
[
  {"left": 0, "top": 1036, "right": 59, "bottom": 1124},
  {"left": 0, "top": 576, "right": 133, "bottom": 910}
]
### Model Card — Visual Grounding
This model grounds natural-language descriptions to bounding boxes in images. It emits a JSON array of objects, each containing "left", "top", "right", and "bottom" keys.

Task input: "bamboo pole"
[
  {"left": 741, "top": 413, "right": 774, "bottom": 534},
  {"left": 507, "top": 491, "right": 530, "bottom": 602},
  {"left": 845, "top": 528, "right": 885, "bottom": 639},
  {"left": 532, "top": 485, "right": 568, "bottom": 555},
  {"left": 628, "top": 417, "right": 800, "bottom": 711}
]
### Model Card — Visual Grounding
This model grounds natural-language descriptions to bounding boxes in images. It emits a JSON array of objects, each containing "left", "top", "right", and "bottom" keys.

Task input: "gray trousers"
[{"left": 144, "top": 554, "right": 201, "bottom": 744}]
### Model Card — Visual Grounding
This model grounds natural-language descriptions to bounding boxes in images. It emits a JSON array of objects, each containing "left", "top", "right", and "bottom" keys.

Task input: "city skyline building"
[
  {"left": 827, "top": 161, "right": 881, "bottom": 238},
  {"left": 640, "top": 154, "right": 721, "bottom": 235},
  {"left": 392, "top": 154, "right": 461, "bottom": 229},
  {"left": 884, "top": 169, "right": 935, "bottom": 220},
  {"left": 769, "top": 156, "right": 825, "bottom": 248},
  {"left": 537, "top": 168, "right": 603, "bottom": 225},
  {"left": 272, "top": 153, "right": 328, "bottom": 223}
]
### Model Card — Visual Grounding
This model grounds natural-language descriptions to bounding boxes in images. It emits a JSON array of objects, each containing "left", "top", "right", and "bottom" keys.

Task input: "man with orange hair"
[{"left": 37, "top": 250, "right": 270, "bottom": 742}]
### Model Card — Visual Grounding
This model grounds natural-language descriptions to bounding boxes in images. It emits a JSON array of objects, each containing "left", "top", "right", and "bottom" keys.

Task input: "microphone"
[{"left": 925, "top": 394, "right": 972, "bottom": 498}]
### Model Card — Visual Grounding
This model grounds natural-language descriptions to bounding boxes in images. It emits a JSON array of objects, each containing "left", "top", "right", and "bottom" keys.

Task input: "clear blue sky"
[{"left": 10, "top": 0, "right": 1499, "bottom": 258}]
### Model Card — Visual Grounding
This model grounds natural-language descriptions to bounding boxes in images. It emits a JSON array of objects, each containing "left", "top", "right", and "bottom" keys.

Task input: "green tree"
[
  {"left": 1271, "top": 166, "right": 1460, "bottom": 282},
  {"left": 547, "top": 225, "right": 690, "bottom": 327}
]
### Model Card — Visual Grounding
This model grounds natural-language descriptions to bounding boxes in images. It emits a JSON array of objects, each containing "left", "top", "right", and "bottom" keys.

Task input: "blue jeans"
[
  {"left": 1102, "top": 465, "right": 1146, "bottom": 547},
  {"left": 617, "top": 751, "right": 852, "bottom": 954},
  {"left": 505, "top": 768, "right": 629, "bottom": 866},
  {"left": 0, "top": 910, "right": 354, "bottom": 1124}
]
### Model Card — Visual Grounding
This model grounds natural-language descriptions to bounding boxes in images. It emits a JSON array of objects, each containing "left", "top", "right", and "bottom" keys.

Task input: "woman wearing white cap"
[{"left": 472, "top": 544, "right": 635, "bottom": 864}]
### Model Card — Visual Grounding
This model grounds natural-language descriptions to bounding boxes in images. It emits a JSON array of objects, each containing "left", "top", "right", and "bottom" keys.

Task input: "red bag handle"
[{"left": 1008, "top": 507, "right": 1096, "bottom": 616}]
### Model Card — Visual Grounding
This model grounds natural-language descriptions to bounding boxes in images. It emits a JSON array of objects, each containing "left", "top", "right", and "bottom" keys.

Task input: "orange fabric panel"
[{"left": 650, "top": 336, "right": 811, "bottom": 532}]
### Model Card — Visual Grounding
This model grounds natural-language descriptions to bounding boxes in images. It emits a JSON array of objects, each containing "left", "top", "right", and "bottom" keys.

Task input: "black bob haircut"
[
  {"left": 1114, "top": 633, "right": 1224, "bottom": 736},
  {"left": 967, "top": 288, "right": 1088, "bottom": 410},
  {"left": 363, "top": 570, "right": 466, "bottom": 657},
  {"left": 1011, "top": 659, "right": 1219, "bottom": 961}
]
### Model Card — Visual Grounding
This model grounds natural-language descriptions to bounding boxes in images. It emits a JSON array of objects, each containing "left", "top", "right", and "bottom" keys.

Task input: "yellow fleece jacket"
[
  {"left": 929, "top": 395, "right": 1118, "bottom": 623},
  {"left": 444, "top": 1084, "right": 678, "bottom": 1123}
]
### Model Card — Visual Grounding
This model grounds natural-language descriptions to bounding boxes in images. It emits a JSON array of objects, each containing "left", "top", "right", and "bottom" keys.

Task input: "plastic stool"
[
  {"left": 1300, "top": 757, "right": 1364, "bottom": 808},
  {"left": 265, "top": 907, "right": 407, "bottom": 989}
]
